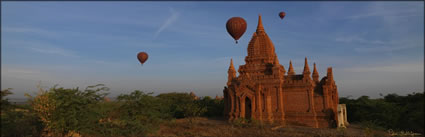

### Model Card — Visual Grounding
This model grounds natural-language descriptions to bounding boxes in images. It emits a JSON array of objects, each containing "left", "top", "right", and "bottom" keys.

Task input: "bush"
[
  {"left": 340, "top": 92, "right": 424, "bottom": 134},
  {"left": 1, "top": 108, "right": 44, "bottom": 137},
  {"left": 157, "top": 92, "right": 206, "bottom": 118},
  {"left": 198, "top": 96, "right": 224, "bottom": 117},
  {"left": 27, "top": 84, "right": 109, "bottom": 136},
  {"left": 107, "top": 90, "right": 171, "bottom": 137},
  {"left": 1, "top": 89, "right": 44, "bottom": 137},
  {"left": 1, "top": 88, "right": 13, "bottom": 112}
]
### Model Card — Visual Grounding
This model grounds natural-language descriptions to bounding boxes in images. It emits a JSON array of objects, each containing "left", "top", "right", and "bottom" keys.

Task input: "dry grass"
[{"left": 148, "top": 117, "right": 391, "bottom": 137}]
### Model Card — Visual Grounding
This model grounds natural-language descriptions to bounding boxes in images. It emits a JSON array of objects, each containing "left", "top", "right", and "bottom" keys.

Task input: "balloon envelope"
[
  {"left": 226, "top": 17, "right": 247, "bottom": 44},
  {"left": 137, "top": 52, "right": 148, "bottom": 64},
  {"left": 279, "top": 12, "right": 286, "bottom": 19}
]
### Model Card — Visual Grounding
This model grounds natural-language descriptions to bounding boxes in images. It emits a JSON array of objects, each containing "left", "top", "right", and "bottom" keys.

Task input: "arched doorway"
[{"left": 245, "top": 97, "right": 252, "bottom": 119}]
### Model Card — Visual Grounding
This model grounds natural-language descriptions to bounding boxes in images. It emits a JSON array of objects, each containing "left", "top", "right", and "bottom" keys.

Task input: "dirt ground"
[{"left": 148, "top": 117, "right": 390, "bottom": 137}]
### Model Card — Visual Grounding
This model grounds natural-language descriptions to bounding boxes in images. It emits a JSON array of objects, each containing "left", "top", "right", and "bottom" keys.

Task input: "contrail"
[{"left": 154, "top": 8, "right": 180, "bottom": 39}]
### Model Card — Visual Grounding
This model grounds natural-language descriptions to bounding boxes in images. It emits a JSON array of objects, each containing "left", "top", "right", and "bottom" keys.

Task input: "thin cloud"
[
  {"left": 336, "top": 35, "right": 423, "bottom": 53},
  {"left": 165, "top": 21, "right": 225, "bottom": 43},
  {"left": 354, "top": 45, "right": 420, "bottom": 53},
  {"left": 3, "top": 68, "right": 41, "bottom": 75},
  {"left": 89, "top": 59, "right": 125, "bottom": 67},
  {"left": 347, "top": 9, "right": 422, "bottom": 20},
  {"left": 346, "top": 2, "right": 423, "bottom": 20},
  {"left": 2, "top": 27, "right": 58, "bottom": 38},
  {"left": 335, "top": 36, "right": 387, "bottom": 44},
  {"left": 3, "top": 26, "right": 138, "bottom": 44},
  {"left": 7, "top": 40, "right": 80, "bottom": 58},
  {"left": 153, "top": 8, "right": 180, "bottom": 39},
  {"left": 29, "top": 46, "right": 79, "bottom": 58},
  {"left": 2, "top": 67, "right": 48, "bottom": 81},
  {"left": 343, "top": 62, "right": 423, "bottom": 73}
]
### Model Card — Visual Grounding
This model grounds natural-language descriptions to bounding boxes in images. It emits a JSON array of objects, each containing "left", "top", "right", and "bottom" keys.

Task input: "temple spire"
[
  {"left": 303, "top": 57, "right": 311, "bottom": 75},
  {"left": 288, "top": 60, "right": 295, "bottom": 75},
  {"left": 227, "top": 58, "right": 236, "bottom": 86},
  {"left": 274, "top": 56, "right": 279, "bottom": 64},
  {"left": 327, "top": 67, "right": 334, "bottom": 82},
  {"left": 256, "top": 14, "right": 264, "bottom": 32},
  {"left": 312, "top": 63, "right": 319, "bottom": 82},
  {"left": 229, "top": 58, "right": 235, "bottom": 72}
]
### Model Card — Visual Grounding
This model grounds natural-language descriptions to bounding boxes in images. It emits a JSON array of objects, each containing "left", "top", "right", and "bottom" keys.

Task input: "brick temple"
[{"left": 223, "top": 15, "right": 339, "bottom": 128}]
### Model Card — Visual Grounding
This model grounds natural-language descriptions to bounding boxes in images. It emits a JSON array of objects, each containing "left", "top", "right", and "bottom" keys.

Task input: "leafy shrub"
[
  {"left": 106, "top": 90, "right": 171, "bottom": 137},
  {"left": 27, "top": 84, "right": 109, "bottom": 136},
  {"left": 1, "top": 89, "right": 44, "bottom": 137},
  {"left": 198, "top": 96, "right": 224, "bottom": 117},
  {"left": 1, "top": 108, "right": 44, "bottom": 137},
  {"left": 340, "top": 92, "right": 424, "bottom": 134},
  {"left": 157, "top": 92, "right": 206, "bottom": 118},
  {"left": 1, "top": 88, "right": 14, "bottom": 112}
]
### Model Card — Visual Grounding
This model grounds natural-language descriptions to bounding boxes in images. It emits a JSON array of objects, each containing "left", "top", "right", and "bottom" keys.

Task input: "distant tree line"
[
  {"left": 340, "top": 92, "right": 424, "bottom": 134},
  {"left": 0, "top": 85, "right": 223, "bottom": 137}
]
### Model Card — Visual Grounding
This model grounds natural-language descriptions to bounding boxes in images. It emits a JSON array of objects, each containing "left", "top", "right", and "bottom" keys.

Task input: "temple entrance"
[{"left": 245, "top": 97, "right": 252, "bottom": 119}]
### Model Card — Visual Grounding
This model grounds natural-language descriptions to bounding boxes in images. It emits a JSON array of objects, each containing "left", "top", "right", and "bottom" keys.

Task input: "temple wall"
[
  {"left": 283, "top": 88, "right": 310, "bottom": 112},
  {"left": 224, "top": 79, "right": 337, "bottom": 128},
  {"left": 314, "top": 95, "right": 324, "bottom": 112},
  {"left": 284, "top": 112, "right": 318, "bottom": 127},
  {"left": 315, "top": 112, "right": 333, "bottom": 128}
]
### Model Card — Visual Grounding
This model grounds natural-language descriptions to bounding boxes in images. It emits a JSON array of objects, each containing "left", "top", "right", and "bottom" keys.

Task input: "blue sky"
[{"left": 2, "top": 2, "right": 424, "bottom": 99}]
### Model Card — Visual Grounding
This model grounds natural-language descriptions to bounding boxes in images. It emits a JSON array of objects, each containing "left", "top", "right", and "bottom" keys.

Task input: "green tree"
[
  {"left": 340, "top": 92, "right": 424, "bottom": 134},
  {"left": 108, "top": 90, "right": 170, "bottom": 137},
  {"left": 1, "top": 88, "right": 13, "bottom": 112},
  {"left": 157, "top": 92, "right": 206, "bottom": 118},
  {"left": 1, "top": 88, "right": 44, "bottom": 137},
  {"left": 27, "top": 84, "right": 109, "bottom": 137},
  {"left": 198, "top": 96, "right": 224, "bottom": 117}
]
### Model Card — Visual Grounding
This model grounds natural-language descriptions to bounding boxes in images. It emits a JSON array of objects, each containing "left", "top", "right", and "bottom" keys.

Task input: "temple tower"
[{"left": 223, "top": 14, "right": 339, "bottom": 128}]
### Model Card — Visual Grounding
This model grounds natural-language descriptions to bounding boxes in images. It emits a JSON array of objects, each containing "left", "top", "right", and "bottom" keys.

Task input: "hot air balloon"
[
  {"left": 137, "top": 52, "right": 148, "bottom": 65},
  {"left": 279, "top": 11, "right": 286, "bottom": 20},
  {"left": 226, "top": 17, "right": 247, "bottom": 44}
]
